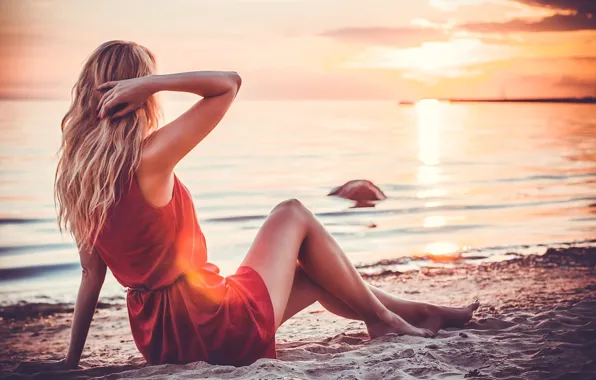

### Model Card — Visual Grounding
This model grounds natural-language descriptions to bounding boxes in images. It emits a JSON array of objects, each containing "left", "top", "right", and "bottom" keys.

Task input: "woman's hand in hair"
[{"left": 96, "top": 76, "right": 156, "bottom": 119}]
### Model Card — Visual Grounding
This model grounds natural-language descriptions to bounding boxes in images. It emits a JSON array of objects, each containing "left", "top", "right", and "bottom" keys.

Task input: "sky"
[{"left": 0, "top": 0, "right": 595, "bottom": 100}]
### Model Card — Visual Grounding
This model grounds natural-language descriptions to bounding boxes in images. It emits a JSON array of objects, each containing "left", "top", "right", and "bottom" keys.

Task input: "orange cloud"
[
  {"left": 461, "top": 13, "right": 595, "bottom": 32},
  {"left": 319, "top": 26, "right": 450, "bottom": 47},
  {"left": 512, "top": 0, "right": 595, "bottom": 14}
]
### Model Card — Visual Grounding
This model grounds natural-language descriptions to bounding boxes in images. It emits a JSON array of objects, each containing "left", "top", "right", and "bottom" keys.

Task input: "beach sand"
[{"left": 1, "top": 246, "right": 595, "bottom": 379}]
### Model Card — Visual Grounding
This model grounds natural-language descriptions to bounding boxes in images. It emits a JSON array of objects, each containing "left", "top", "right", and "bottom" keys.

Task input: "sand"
[{"left": 1, "top": 246, "right": 595, "bottom": 380}]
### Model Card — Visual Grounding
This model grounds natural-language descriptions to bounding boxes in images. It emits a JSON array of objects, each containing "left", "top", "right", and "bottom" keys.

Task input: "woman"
[{"left": 50, "top": 40, "right": 478, "bottom": 368}]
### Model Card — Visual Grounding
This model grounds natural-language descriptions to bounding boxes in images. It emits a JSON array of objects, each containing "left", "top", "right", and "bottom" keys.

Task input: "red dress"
[{"left": 94, "top": 175, "right": 276, "bottom": 366}]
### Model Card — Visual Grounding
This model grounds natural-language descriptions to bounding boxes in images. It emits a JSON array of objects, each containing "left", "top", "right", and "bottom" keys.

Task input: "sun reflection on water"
[
  {"left": 423, "top": 215, "right": 447, "bottom": 228},
  {"left": 415, "top": 99, "right": 447, "bottom": 199},
  {"left": 415, "top": 99, "right": 464, "bottom": 259},
  {"left": 415, "top": 98, "right": 447, "bottom": 202},
  {"left": 415, "top": 99, "right": 444, "bottom": 166}
]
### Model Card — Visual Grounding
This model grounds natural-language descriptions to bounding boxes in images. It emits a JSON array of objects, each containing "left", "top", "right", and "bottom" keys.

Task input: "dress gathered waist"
[{"left": 127, "top": 273, "right": 187, "bottom": 293}]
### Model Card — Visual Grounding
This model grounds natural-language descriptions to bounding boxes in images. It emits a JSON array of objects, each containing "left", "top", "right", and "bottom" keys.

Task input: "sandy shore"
[{"left": 1, "top": 246, "right": 595, "bottom": 379}]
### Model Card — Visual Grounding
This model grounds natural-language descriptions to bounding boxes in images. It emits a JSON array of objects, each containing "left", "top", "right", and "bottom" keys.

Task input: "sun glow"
[
  {"left": 347, "top": 38, "right": 515, "bottom": 80},
  {"left": 401, "top": 40, "right": 481, "bottom": 75},
  {"left": 423, "top": 242, "right": 469, "bottom": 261},
  {"left": 415, "top": 99, "right": 465, "bottom": 260},
  {"left": 425, "top": 242, "right": 461, "bottom": 256}
]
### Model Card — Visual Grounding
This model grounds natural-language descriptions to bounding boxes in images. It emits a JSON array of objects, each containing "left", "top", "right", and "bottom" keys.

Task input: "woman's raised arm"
[{"left": 97, "top": 71, "right": 241, "bottom": 173}]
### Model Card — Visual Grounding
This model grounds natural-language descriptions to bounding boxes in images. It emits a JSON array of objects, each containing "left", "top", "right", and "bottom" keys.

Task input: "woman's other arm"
[{"left": 64, "top": 249, "right": 107, "bottom": 368}]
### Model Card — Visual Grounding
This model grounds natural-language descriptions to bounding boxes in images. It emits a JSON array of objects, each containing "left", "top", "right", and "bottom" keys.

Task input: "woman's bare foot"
[
  {"left": 418, "top": 300, "right": 480, "bottom": 333},
  {"left": 367, "top": 314, "right": 435, "bottom": 339}
]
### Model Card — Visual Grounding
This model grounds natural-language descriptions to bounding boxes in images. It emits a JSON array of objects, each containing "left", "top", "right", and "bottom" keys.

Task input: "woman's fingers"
[
  {"left": 99, "top": 92, "right": 119, "bottom": 119},
  {"left": 112, "top": 104, "right": 135, "bottom": 119},
  {"left": 96, "top": 88, "right": 115, "bottom": 114},
  {"left": 98, "top": 94, "right": 112, "bottom": 118},
  {"left": 96, "top": 81, "right": 116, "bottom": 91},
  {"left": 96, "top": 80, "right": 138, "bottom": 119}
]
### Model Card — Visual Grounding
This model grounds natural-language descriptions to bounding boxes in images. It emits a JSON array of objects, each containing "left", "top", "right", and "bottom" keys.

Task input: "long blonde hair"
[{"left": 55, "top": 40, "right": 161, "bottom": 252}]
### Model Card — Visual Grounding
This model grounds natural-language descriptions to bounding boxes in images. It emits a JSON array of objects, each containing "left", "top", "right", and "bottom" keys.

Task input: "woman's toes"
[{"left": 412, "top": 326, "right": 435, "bottom": 338}]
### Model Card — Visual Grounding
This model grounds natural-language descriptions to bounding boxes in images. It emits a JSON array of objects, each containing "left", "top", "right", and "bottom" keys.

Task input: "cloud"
[
  {"left": 555, "top": 75, "right": 596, "bottom": 90},
  {"left": 512, "top": 0, "right": 596, "bottom": 14},
  {"left": 429, "top": 0, "right": 493, "bottom": 11},
  {"left": 458, "top": 0, "right": 596, "bottom": 33},
  {"left": 319, "top": 26, "right": 450, "bottom": 47},
  {"left": 460, "top": 12, "right": 595, "bottom": 32},
  {"left": 320, "top": 1, "right": 596, "bottom": 47},
  {"left": 571, "top": 56, "right": 596, "bottom": 62}
]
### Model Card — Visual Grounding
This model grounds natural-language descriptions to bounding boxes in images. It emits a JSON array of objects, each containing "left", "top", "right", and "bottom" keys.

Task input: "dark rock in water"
[{"left": 328, "top": 180, "right": 386, "bottom": 208}]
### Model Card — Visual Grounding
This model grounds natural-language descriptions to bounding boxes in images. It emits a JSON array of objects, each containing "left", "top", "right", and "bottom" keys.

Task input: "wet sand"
[{"left": 1, "top": 246, "right": 595, "bottom": 379}]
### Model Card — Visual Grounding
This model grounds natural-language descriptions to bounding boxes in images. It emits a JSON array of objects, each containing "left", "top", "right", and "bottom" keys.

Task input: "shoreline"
[
  {"left": 2, "top": 239, "right": 594, "bottom": 307},
  {"left": 1, "top": 245, "right": 595, "bottom": 379},
  {"left": 398, "top": 97, "right": 596, "bottom": 105}
]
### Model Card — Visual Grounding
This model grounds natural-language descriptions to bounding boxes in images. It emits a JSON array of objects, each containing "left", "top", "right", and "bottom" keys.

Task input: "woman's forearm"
[
  {"left": 65, "top": 275, "right": 104, "bottom": 367},
  {"left": 146, "top": 71, "right": 241, "bottom": 98}
]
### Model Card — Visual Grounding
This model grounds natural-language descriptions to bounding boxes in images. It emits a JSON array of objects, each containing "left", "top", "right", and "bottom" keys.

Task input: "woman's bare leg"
[
  {"left": 281, "top": 264, "right": 361, "bottom": 323},
  {"left": 282, "top": 265, "right": 479, "bottom": 332},
  {"left": 289, "top": 200, "right": 478, "bottom": 329},
  {"left": 241, "top": 199, "right": 433, "bottom": 338},
  {"left": 368, "top": 287, "right": 479, "bottom": 331}
]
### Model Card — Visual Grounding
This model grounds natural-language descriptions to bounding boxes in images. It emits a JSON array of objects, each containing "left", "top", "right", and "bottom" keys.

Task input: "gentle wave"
[
  {"left": 202, "top": 196, "right": 596, "bottom": 223},
  {"left": 380, "top": 173, "right": 596, "bottom": 189},
  {"left": 0, "top": 262, "right": 79, "bottom": 281},
  {"left": 204, "top": 214, "right": 268, "bottom": 223},
  {"left": 0, "top": 242, "right": 73, "bottom": 255},
  {"left": 471, "top": 173, "right": 596, "bottom": 184},
  {"left": 1, "top": 194, "right": 592, "bottom": 227},
  {"left": 0, "top": 217, "right": 53, "bottom": 225}
]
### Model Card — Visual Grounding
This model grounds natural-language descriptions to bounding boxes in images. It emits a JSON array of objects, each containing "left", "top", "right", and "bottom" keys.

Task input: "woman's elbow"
[
  {"left": 81, "top": 266, "right": 106, "bottom": 287},
  {"left": 228, "top": 71, "right": 242, "bottom": 92}
]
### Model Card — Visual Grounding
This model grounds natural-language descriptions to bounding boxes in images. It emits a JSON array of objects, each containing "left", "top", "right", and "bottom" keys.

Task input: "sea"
[{"left": 0, "top": 99, "right": 594, "bottom": 305}]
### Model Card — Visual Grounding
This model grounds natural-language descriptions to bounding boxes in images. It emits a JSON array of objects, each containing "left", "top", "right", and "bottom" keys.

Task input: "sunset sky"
[{"left": 1, "top": 0, "right": 595, "bottom": 100}]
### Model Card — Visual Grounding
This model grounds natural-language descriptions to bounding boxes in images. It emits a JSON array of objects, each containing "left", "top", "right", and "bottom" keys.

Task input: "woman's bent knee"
[
  {"left": 275, "top": 198, "right": 303, "bottom": 209},
  {"left": 272, "top": 198, "right": 308, "bottom": 218}
]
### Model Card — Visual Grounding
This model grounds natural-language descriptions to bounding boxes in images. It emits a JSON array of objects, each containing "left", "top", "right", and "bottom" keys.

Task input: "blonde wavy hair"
[{"left": 55, "top": 40, "right": 161, "bottom": 252}]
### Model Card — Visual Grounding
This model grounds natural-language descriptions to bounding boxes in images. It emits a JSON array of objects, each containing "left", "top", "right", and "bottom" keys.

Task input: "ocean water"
[{"left": 0, "top": 99, "right": 594, "bottom": 304}]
